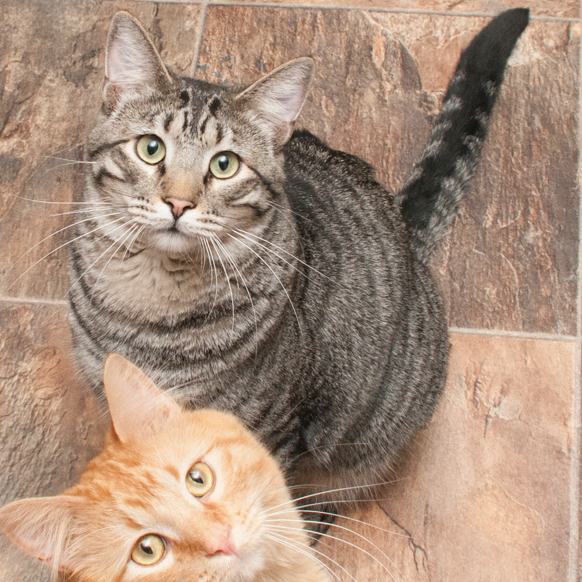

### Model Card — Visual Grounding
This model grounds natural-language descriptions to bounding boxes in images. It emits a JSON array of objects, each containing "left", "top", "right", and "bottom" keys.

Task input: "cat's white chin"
[{"left": 149, "top": 229, "right": 201, "bottom": 254}]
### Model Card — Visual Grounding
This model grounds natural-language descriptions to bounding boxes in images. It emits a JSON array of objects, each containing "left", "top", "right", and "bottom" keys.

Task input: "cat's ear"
[
  {"left": 103, "top": 353, "right": 181, "bottom": 443},
  {"left": 235, "top": 57, "right": 314, "bottom": 148},
  {"left": 104, "top": 11, "right": 173, "bottom": 109},
  {"left": 0, "top": 495, "right": 80, "bottom": 570}
]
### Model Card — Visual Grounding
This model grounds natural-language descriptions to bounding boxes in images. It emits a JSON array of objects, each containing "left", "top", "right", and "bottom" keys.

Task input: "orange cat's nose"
[{"left": 206, "top": 527, "right": 237, "bottom": 557}]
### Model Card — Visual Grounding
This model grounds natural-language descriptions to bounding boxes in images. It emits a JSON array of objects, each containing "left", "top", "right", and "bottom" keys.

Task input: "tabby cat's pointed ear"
[
  {"left": 0, "top": 495, "right": 80, "bottom": 570},
  {"left": 103, "top": 353, "right": 181, "bottom": 443},
  {"left": 235, "top": 57, "right": 314, "bottom": 148},
  {"left": 104, "top": 11, "right": 172, "bottom": 109}
]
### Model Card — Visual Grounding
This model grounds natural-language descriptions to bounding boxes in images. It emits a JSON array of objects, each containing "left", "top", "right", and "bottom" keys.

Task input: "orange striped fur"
[{"left": 0, "top": 355, "right": 330, "bottom": 582}]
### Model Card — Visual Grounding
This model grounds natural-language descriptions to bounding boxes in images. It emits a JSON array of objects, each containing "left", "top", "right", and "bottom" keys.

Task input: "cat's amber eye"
[
  {"left": 186, "top": 462, "right": 215, "bottom": 497},
  {"left": 136, "top": 135, "right": 166, "bottom": 165},
  {"left": 209, "top": 152, "right": 240, "bottom": 179},
  {"left": 131, "top": 534, "right": 166, "bottom": 566}
]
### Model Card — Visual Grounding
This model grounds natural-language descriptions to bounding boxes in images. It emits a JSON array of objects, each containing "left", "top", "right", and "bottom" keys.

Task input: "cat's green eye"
[
  {"left": 131, "top": 534, "right": 166, "bottom": 566},
  {"left": 136, "top": 135, "right": 166, "bottom": 165},
  {"left": 186, "top": 462, "right": 215, "bottom": 497},
  {"left": 209, "top": 152, "right": 240, "bottom": 179}
]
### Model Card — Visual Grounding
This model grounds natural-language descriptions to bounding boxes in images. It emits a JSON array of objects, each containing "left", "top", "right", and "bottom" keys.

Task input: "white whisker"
[
  {"left": 234, "top": 228, "right": 318, "bottom": 287},
  {"left": 43, "top": 156, "right": 96, "bottom": 164},
  {"left": 262, "top": 200, "right": 307, "bottom": 256},
  {"left": 65, "top": 220, "right": 133, "bottom": 301},
  {"left": 267, "top": 518, "right": 403, "bottom": 579},
  {"left": 267, "top": 199, "right": 312, "bottom": 223},
  {"left": 267, "top": 524, "right": 400, "bottom": 581},
  {"left": 235, "top": 227, "right": 336, "bottom": 285},
  {"left": 273, "top": 509, "right": 409, "bottom": 539},
  {"left": 227, "top": 233, "right": 301, "bottom": 332},
  {"left": 261, "top": 481, "right": 399, "bottom": 516},
  {"left": 37, "top": 160, "right": 95, "bottom": 177},
  {"left": 7, "top": 216, "right": 127, "bottom": 291},
  {"left": 210, "top": 234, "right": 236, "bottom": 336},
  {"left": 290, "top": 442, "right": 370, "bottom": 465},
  {"left": 122, "top": 224, "right": 146, "bottom": 263},
  {"left": 213, "top": 235, "right": 259, "bottom": 354},
  {"left": 10, "top": 211, "right": 122, "bottom": 269},
  {"left": 49, "top": 204, "right": 118, "bottom": 217},
  {"left": 7, "top": 193, "right": 110, "bottom": 205},
  {"left": 91, "top": 222, "right": 141, "bottom": 297},
  {"left": 265, "top": 533, "right": 345, "bottom": 582},
  {"left": 203, "top": 237, "right": 220, "bottom": 320}
]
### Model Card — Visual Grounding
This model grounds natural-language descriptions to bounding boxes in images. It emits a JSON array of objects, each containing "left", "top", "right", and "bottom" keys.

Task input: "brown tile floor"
[{"left": 0, "top": 0, "right": 579, "bottom": 580}]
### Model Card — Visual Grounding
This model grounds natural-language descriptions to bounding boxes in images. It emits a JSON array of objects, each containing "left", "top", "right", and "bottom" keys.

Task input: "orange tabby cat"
[{"left": 0, "top": 354, "right": 331, "bottom": 582}]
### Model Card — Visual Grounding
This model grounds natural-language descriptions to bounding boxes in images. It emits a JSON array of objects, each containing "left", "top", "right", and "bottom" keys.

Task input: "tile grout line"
[
  {"left": 0, "top": 293, "right": 575, "bottom": 344},
  {"left": 190, "top": 0, "right": 210, "bottom": 77},
  {"left": 569, "top": 1, "right": 582, "bottom": 579},
  {"left": 207, "top": 3, "right": 580, "bottom": 22},
  {"left": 132, "top": 0, "right": 580, "bottom": 21},
  {"left": 0, "top": 295, "right": 68, "bottom": 307},
  {"left": 449, "top": 327, "right": 576, "bottom": 343}
]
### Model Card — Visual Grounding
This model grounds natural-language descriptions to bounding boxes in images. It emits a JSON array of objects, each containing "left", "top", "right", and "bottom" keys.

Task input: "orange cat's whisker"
[
  {"left": 267, "top": 523, "right": 400, "bottom": 582},
  {"left": 267, "top": 518, "right": 404, "bottom": 579},
  {"left": 274, "top": 508, "right": 409, "bottom": 539},
  {"left": 288, "top": 442, "right": 373, "bottom": 466},
  {"left": 261, "top": 480, "right": 403, "bottom": 515},
  {"left": 266, "top": 533, "right": 346, "bottom": 582}
]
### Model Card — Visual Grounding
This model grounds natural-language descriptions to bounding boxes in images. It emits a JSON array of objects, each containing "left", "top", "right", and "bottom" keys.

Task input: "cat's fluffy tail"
[{"left": 395, "top": 8, "right": 529, "bottom": 262}]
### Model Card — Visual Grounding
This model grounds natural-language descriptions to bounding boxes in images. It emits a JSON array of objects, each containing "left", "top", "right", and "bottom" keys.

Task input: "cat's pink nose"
[
  {"left": 164, "top": 197, "right": 195, "bottom": 219},
  {"left": 206, "top": 527, "right": 237, "bottom": 557}
]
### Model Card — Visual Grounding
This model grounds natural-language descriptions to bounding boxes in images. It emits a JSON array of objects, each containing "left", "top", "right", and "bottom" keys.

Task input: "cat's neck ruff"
[{"left": 73, "top": 199, "right": 299, "bottom": 324}]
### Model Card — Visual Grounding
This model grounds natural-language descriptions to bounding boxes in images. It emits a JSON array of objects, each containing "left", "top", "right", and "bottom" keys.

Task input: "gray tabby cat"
[{"left": 69, "top": 10, "right": 529, "bottom": 485}]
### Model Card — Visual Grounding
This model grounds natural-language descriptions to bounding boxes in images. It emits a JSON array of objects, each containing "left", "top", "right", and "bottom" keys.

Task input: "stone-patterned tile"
[
  {"left": 0, "top": 0, "right": 202, "bottom": 301},
  {"left": 0, "top": 301, "right": 108, "bottom": 582},
  {"left": 197, "top": 8, "right": 578, "bottom": 334},
  {"left": 320, "top": 333, "right": 574, "bottom": 581},
  {"left": 222, "top": 0, "right": 578, "bottom": 19}
]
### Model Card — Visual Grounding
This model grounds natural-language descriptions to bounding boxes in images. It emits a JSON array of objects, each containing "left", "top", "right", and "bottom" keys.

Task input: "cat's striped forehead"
[
  {"left": 97, "top": 79, "right": 232, "bottom": 146},
  {"left": 169, "top": 83, "right": 227, "bottom": 141},
  {"left": 77, "top": 449, "right": 178, "bottom": 510}
]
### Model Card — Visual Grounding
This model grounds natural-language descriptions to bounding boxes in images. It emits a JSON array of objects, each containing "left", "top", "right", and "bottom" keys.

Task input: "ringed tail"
[{"left": 395, "top": 8, "right": 530, "bottom": 262}]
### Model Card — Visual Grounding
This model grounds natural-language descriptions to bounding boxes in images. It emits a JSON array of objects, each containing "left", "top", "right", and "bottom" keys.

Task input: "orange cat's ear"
[
  {"left": 0, "top": 495, "right": 80, "bottom": 571},
  {"left": 103, "top": 353, "right": 182, "bottom": 443}
]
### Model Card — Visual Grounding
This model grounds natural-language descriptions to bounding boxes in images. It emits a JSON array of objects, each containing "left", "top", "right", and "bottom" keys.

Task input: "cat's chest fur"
[{"left": 94, "top": 249, "right": 213, "bottom": 320}]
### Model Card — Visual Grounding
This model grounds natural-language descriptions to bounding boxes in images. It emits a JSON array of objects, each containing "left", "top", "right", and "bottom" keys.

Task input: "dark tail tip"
[{"left": 461, "top": 8, "right": 529, "bottom": 78}]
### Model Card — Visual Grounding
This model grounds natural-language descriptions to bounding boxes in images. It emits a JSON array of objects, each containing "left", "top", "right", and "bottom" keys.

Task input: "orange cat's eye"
[
  {"left": 186, "top": 462, "right": 214, "bottom": 497},
  {"left": 131, "top": 534, "right": 166, "bottom": 566}
]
